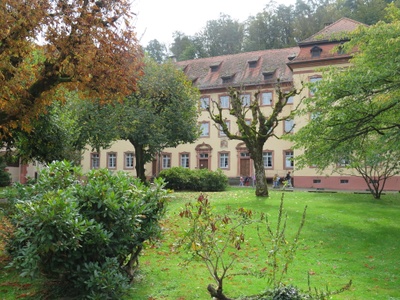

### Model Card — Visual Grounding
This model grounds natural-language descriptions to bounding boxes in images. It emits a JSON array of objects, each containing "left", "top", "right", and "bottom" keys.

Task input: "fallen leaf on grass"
[{"left": 364, "top": 263, "right": 375, "bottom": 270}]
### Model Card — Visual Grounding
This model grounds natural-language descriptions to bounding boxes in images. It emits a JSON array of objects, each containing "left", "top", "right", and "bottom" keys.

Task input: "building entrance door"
[
  {"left": 240, "top": 159, "right": 251, "bottom": 177},
  {"left": 199, "top": 159, "right": 209, "bottom": 169}
]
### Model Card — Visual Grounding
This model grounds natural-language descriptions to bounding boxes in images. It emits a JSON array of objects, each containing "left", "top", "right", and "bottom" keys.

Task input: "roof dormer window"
[
  {"left": 248, "top": 61, "right": 257, "bottom": 68},
  {"left": 310, "top": 46, "right": 322, "bottom": 58},
  {"left": 262, "top": 71, "right": 274, "bottom": 81},
  {"left": 248, "top": 59, "right": 259, "bottom": 68},
  {"left": 210, "top": 62, "right": 221, "bottom": 72},
  {"left": 221, "top": 75, "right": 233, "bottom": 84}
]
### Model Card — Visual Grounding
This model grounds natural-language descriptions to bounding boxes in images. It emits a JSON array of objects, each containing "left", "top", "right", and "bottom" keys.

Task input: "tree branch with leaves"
[{"left": 0, "top": 0, "right": 143, "bottom": 142}]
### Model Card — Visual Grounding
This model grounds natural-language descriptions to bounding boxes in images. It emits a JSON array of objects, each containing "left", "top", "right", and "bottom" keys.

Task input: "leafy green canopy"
[{"left": 113, "top": 57, "right": 200, "bottom": 180}]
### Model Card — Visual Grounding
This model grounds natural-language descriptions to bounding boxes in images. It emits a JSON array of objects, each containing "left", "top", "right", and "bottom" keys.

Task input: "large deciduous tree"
[
  {"left": 169, "top": 31, "right": 206, "bottom": 61},
  {"left": 12, "top": 100, "right": 82, "bottom": 164},
  {"left": 145, "top": 39, "right": 168, "bottom": 63},
  {"left": 0, "top": 0, "right": 143, "bottom": 142},
  {"left": 201, "top": 14, "right": 244, "bottom": 57},
  {"left": 208, "top": 86, "right": 297, "bottom": 197},
  {"left": 115, "top": 58, "right": 200, "bottom": 181},
  {"left": 290, "top": 4, "right": 400, "bottom": 197},
  {"left": 12, "top": 91, "right": 117, "bottom": 164}
]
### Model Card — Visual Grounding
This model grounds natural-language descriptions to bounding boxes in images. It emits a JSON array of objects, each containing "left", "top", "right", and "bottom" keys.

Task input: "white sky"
[{"left": 131, "top": 0, "right": 293, "bottom": 47}]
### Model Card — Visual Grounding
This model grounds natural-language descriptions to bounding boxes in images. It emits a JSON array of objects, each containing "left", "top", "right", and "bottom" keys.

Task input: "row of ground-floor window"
[{"left": 89, "top": 149, "right": 294, "bottom": 178}]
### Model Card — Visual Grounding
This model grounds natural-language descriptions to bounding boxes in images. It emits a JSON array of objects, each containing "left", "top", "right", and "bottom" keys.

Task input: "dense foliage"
[
  {"left": 158, "top": 167, "right": 228, "bottom": 191},
  {"left": 4, "top": 161, "right": 169, "bottom": 299},
  {"left": 0, "top": 157, "right": 11, "bottom": 187},
  {"left": 0, "top": 1, "right": 143, "bottom": 144}
]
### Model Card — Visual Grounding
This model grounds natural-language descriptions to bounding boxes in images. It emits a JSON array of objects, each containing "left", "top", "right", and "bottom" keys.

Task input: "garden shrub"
[
  {"left": 158, "top": 167, "right": 192, "bottom": 190},
  {"left": 0, "top": 156, "right": 11, "bottom": 187},
  {"left": 159, "top": 167, "right": 228, "bottom": 191},
  {"left": 5, "top": 160, "right": 169, "bottom": 299}
]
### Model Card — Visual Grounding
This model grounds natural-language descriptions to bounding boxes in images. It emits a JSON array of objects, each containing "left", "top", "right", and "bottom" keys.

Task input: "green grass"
[
  {"left": 132, "top": 188, "right": 400, "bottom": 300},
  {"left": 1, "top": 188, "right": 399, "bottom": 299}
]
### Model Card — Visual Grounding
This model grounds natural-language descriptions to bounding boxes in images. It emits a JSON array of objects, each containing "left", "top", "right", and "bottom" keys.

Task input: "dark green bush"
[
  {"left": 5, "top": 160, "right": 169, "bottom": 299},
  {"left": 0, "top": 156, "right": 11, "bottom": 187},
  {"left": 158, "top": 167, "right": 228, "bottom": 191},
  {"left": 75, "top": 257, "right": 131, "bottom": 300}
]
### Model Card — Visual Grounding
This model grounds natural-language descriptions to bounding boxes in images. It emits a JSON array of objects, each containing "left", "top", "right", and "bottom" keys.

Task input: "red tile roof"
[
  {"left": 176, "top": 47, "right": 299, "bottom": 90},
  {"left": 300, "top": 17, "right": 365, "bottom": 44}
]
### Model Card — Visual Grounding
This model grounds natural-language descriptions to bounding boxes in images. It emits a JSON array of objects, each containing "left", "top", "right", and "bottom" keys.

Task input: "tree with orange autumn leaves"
[{"left": 0, "top": 0, "right": 143, "bottom": 142}]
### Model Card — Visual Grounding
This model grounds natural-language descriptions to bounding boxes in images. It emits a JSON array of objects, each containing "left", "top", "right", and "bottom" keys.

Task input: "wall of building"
[{"left": 81, "top": 140, "right": 138, "bottom": 176}]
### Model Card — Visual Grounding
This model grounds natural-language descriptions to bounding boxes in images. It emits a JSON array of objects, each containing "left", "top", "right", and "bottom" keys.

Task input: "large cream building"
[{"left": 77, "top": 18, "right": 398, "bottom": 191}]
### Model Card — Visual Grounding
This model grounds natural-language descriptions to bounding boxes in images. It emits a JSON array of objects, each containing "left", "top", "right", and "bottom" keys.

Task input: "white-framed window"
[
  {"left": 284, "top": 119, "right": 295, "bottom": 133},
  {"left": 240, "top": 152, "right": 250, "bottom": 158},
  {"left": 200, "top": 122, "right": 210, "bottom": 137},
  {"left": 219, "top": 152, "right": 229, "bottom": 169},
  {"left": 285, "top": 150, "right": 294, "bottom": 168},
  {"left": 263, "top": 151, "right": 273, "bottom": 168},
  {"left": 91, "top": 153, "right": 100, "bottom": 169},
  {"left": 199, "top": 153, "right": 208, "bottom": 159},
  {"left": 124, "top": 152, "right": 134, "bottom": 169},
  {"left": 241, "top": 94, "right": 251, "bottom": 107},
  {"left": 309, "top": 77, "right": 322, "bottom": 96},
  {"left": 162, "top": 154, "right": 171, "bottom": 169},
  {"left": 219, "top": 95, "right": 230, "bottom": 109},
  {"left": 200, "top": 97, "right": 210, "bottom": 110},
  {"left": 261, "top": 92, "right": 272, "bottom": 106},
  {"left": 286, "top": 95, "right": 294, "bottom": 104},
  {"left": 219, "top": 120, "right": 230, "bottom": 137},
  {"left": 180, "top": 153, "right": 190, "bottom": 168},
  {"left": 107, "top": 153, "right": 117, "bottom": 169}
]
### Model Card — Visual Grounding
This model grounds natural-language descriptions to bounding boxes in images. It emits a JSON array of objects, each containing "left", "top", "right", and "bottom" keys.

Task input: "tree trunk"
[
  {"left": 252, "top": 151, "right": 269, "bottom": 197},
  {"left": 358, "top": 169, "right": 384, "bottom": 200},
  {"left": 207, "top": 284, "right": 232, "bottom": 300},
  {"left": 132, "top": 142, "right": 147, "bottom": 182}
]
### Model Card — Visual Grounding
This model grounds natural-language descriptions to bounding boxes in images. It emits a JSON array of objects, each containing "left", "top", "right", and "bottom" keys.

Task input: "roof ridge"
[{"left": 176, "top": 46, "right": 299, "bottom": 64}]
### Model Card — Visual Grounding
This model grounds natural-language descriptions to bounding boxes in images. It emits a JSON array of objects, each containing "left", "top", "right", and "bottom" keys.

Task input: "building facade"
[{"left": 80, "top": 18, "right": 399, "bottom": 191}]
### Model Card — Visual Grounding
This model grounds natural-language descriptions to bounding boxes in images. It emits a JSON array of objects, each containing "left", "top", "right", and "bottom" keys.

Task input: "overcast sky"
[{"left": 131, "top": 0, "right": 294, "bottom": 47}]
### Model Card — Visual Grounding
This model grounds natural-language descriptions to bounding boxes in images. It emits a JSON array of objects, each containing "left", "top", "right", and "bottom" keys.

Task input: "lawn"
[
  {"left": 133, "top": 188, "right": 400, "bottom": 300},
  {"left": 1, "top": 187, "right": 399, "bottom": 299}
]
